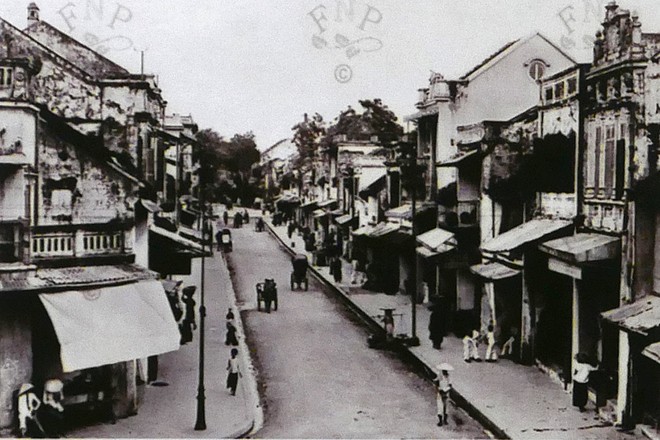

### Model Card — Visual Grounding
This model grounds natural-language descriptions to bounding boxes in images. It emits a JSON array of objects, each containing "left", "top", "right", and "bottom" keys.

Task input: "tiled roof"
[{"left": 0, "top": 264, "right": 156, "bottom": 293}]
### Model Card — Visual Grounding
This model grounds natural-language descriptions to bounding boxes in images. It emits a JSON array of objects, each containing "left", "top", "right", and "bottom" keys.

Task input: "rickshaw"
[
  {"left": 290, "top": 254, "right": 309, "bottom": 291},
  {"left": 220, "top": 228, "right": 232, "bottom": 252},
  {"left": 256, "top": 278, "right": 278, "bottom": 312}
]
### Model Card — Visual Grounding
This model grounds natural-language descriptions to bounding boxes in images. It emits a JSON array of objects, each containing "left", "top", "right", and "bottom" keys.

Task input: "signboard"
[{"left": 548, "top": 257, "right": 582, "bottom": 279}]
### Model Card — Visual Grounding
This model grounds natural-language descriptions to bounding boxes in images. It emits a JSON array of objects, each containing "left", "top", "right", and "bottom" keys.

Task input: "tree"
[{"left": 291, "top": 113, "right": 326, "bottom": 165}]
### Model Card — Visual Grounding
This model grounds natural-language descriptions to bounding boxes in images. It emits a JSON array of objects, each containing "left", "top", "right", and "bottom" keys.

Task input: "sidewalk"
[
  {"left": 70, "top": 253, "right": 258, "bottom": 439},
  {"left": 267, "top": 219, "right": 643, "bottom": 440}
]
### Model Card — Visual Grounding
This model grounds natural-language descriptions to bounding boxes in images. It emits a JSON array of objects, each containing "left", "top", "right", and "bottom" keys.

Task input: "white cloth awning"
[
  {"left": 313, "top": 209, "right": 327, "bottom": 218},
  {"left": 39, "top": 280, "right": 180, "bottom": 372}
]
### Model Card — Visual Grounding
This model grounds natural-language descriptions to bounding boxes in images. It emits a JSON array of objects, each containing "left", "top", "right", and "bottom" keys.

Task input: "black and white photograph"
[{"left": 0, "top": 0, "right": 659, "bottom": 438}]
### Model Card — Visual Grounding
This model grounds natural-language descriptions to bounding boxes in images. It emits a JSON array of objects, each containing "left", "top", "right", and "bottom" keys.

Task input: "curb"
[
  {"left": 265, "top": 222, "right": 509, "bottom": 440},
  {"left": 215, "top": 251, "right": 264, "bottom": 438}
]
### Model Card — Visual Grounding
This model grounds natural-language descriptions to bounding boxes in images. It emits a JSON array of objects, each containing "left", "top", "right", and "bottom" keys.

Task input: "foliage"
[{"left": 291, "top": 113, "right": 326, "bottom": 165}]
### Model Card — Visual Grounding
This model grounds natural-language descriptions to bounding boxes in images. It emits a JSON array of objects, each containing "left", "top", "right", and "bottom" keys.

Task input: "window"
[
  {"left": 586, "top": 121, "right": 628, "bottom": 200},
  {"left": 528, "top": 60, "right": 546, "bottom": 81},
  {"left": 554, "top": 82, "right": 565, "bottom": 101},
  {"left": 567, "top": 77, "right": 577, "bottom": 95},
  {"left": 0, "top": 67, "right": 13, "bottom": 87},
  {"left": 544, "top": 86, "right": 553, "bottom": 102},
  {"left": 604, "top": 125, "right": 615, "bottom": 195}
]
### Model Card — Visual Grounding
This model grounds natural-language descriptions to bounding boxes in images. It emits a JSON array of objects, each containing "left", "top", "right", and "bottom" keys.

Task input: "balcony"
[
  {"left": 439, "top": 200, "right": 480, "bottom": 229},
  {"left": 30, "top": 226, "right": 128, "bottom": 261}
]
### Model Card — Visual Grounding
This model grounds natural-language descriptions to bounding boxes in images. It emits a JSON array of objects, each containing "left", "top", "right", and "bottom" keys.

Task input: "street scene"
[{"left": 0, "top": 1, "right": 659, "bottom": 439}]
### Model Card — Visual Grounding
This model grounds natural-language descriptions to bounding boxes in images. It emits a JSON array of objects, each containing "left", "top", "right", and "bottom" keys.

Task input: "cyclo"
[
  {"left": 255, "top": 278, "right": 278, "bottom": 312},
  {"left": 290, "top": 254, "right": 309, "bottom": 291}
]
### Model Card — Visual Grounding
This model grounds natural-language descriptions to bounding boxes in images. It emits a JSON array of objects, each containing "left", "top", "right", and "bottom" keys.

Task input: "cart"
[
  {"left": 290, "top": 254, "right": 309, "bottom": 291},
  {"left": 256, "top": 278, "right": 278, "bottom": 312}
]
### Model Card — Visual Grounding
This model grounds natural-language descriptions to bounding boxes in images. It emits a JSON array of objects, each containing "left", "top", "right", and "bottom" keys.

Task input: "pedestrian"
[
  {"left": 225, "top": 308, "right": 238, "bottom": 345},
  {"left": 463, "top": 329, "right": 481, "bottom": 362},
  {"left": 470, "top": 329, "right": 482, "bottom": 362},
  {"left": 500, "top": 327, "right": 517, "bottom": 358},
  {"left": 434, "top": 365, "right": 453, "bottom": 426},
  {"left": 243, "top": 209, "right": 249, "bottom": 224},
  {"left": 233, "top": 212, "right": 242, "bottom": 228},
  {"left": 215, "top": 230, "right": 222, "bottom": 251},
  {"left": 226, "top": 348, "right": 242, "bottom": 396},
  {"left": 287, "top": 221, "right": 295, "bottom": 239},
  {"left": 223, "top": 210, "right": 229, "bottom": 226},
  {"left": 573, "top": 353, "right": 598, "bottom": 412},
  {"left": 17, "top": 383, "right": 45, "bottom": 438},
  {"left": 381, "top": 309, "right": 395, "bottom": 342},
  {"left": 330, "top": 256, "right": 342, "bottom": 283},
  {"left": 40, "top": 379, "right": 64, "bottom": 438},
  {"left": 428, "top": 302, "right": 445, "bottom": 349},
  {"left": 485, "top": 324, "right": 498, "bottom": 362},
  {"left": 350, "top": 259, "right": 360, "bottom": 285},
  {"left": 180, "top": 287, "right": 197, "bottom": 344}
]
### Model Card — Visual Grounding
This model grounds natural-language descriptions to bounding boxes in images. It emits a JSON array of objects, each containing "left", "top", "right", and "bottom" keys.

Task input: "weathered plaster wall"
[
  {"left": 37, "top": 122, "right": 134, "bottom": 225},
  {"left": 0, "top": 21, "right": 102, "bottom": 120},
  {"left": 646, "top": 59, "right": 660, "bottom": 126},
  {"left": 0, "top": 297, "right": 32, "bottom": 433},
  {"left": 0, "top": 106, "right": 37, "bottom": 165},
  {"left": 541, "top": 102, "right": 579, "bottom": 137}
]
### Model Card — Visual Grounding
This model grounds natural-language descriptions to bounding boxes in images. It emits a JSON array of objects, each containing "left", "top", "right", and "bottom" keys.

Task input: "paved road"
[{"left": 227, "top": 226, "right": 487, "bottom": 438}]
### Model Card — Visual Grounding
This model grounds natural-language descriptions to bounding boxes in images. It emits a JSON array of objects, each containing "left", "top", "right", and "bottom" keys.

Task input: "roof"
[
  {"left": 481, "top": 218, "right": 572, "bottom": 254},
  {"left": 437, "top": 149, "right": 480, "bottom": 167},
  {"left": 24, "top": 20, "right": 129, "bottom": 78},
  {"left": 601, "top": 295, "right": 660, "bottom": 336},
  {"left": 0, "top": 264, "right": 156, "bottom": 293},
  {"left": 460, "top": 33, "right": 577, "bottom": 81}
]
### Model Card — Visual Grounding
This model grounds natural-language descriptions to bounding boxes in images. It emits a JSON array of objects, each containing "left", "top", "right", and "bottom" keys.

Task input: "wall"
[
  {"left": 0, "top": 296, "right": 32, "bottom": 433},
  {"left": 0, "top": 105, "right": 37, "bottom": 166},
  {"left": 37, "top": 121, "right": 134, "bottom": 225}
]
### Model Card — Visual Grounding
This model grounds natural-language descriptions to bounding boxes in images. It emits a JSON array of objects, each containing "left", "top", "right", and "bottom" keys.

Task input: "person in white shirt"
[
  {"left": 226, "top": 348, "right": 242, "bottom": 396},
  {"left": 434, "top": 370, "right": 452, "bottom": 426},
  {"left": 573, "top": 353, "right": 598, "bottom": 412},
  {"left": 485, "top": 324, "right": 498, "bottom": 362},
  {"left": 17, "top": 383, "right": 44, "bottom": 437}
]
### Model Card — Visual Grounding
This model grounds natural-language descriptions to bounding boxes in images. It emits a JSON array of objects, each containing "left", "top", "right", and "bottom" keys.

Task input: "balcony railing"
[{"left": 30, "top": 228, "right": 126, "bottom": 260}]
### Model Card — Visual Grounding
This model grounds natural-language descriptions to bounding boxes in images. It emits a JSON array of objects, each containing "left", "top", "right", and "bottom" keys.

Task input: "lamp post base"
[
  {"left": 194, "top": 392, "right": 206, "bottom": 431},
  {"left": 406, "top": 336, "right": 421, "bottom": 347}
]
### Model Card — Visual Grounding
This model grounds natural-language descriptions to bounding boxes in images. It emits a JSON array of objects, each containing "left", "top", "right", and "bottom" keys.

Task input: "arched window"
[{"left": 527, "top": 59, "right": 547, "bottom": 81}]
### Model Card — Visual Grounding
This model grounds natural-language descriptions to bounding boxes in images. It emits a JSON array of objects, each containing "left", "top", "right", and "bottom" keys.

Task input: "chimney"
[{"left": 27, "top": 3, "right": 40, "bottom": 26}]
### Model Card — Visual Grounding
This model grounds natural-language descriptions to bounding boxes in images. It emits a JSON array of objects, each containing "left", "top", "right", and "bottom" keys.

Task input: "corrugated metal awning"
[
  {"left": 352, "top": 225, "right": 375, "bottom": 236},
  {"left": 643, "top": 342, "right": 660, "bottom": 365},
  {"left": 317, "top": 199, "right": 337, "bottom": 208},
  {"left": 481, "top": 218, "right": 572, "bottom": 254},
  {"left": 540, "top": 233, "right": 621, "bottom": 264},
  {"left": 312, "top": 209, "right": 327, "bottom": 218},
  {"left": 601, "top": 295, "right": 660, "bottom": 336},
  {"left": 334, "top": 214, "right": 353, "bottom": 225},
  {"left": 367, "top": 222, "right": 400, "bottom": 237},
  {"left": 404, "top": 106, "right": 439, "bottom": 122},
  {"left": 470, "top": 262, "right": 521, "bottom": 280}
]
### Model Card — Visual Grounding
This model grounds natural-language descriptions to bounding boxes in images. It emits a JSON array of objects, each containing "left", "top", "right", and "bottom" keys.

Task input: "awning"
[
  {"left": 643, "top": 342, "right": 660, "bottom": 365},
  {"left": 0, "top": 153, "right": 30, "bottom": 165},
  {"left": 404, "top": 106, "right": 439, "bottom": 122},
  {"left": 385, "top": 204, "right": 411, "bottom": 219},
  {"left": 299, "top": 200, "right": 318, "bottom": 211},
  {"left": 358, "top": 168, "right": 387, "bottom": 192},
  {"left": 437, "top": 150, "right": 480, "bottom": 167},
  {"left": 539, "top": 233, "right": 621, "bottom": 264},
  {"left": 417, "top": 227, "right": 456, "bottom": 253},
  {"left": 139, "top": 199, "right": 161, "bottom": 213},
  {"left": 330, "top": 208, "right": 345, "bottom": 216},
  {"left": 601, "top": 295, "right": 660, "bottom": 336},
  {"left": 39, "top": 280, "right": 181, "bottom": 372},
  {"left": 334, "top": 214, "right": 353, "bottom": 225},
  {"left": 149, "top": 225, "right": 206, "bottom": 256},
  {"left": 312, "top": 209, "right": 327, "bottom": 218},
  {"left": 417, "top": 246, "right": 440, "bottom": 259},
  {"left": 481, "top": 218, "right": 573, "bottom": 254},
  {"left": 352, "top": 225, "right": 375, "bottom": 236},
  {"left": 317, "top": 199, "right": 337, "bottom": 208},
  {"left": 470, "top": 262, "right": 521, "bottom": 280},
  {"left": 367, "top": 222, "right": 400, "bottom": 237}
]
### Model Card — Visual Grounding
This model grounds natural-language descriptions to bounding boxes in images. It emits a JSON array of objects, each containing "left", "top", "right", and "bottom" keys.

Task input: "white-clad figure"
[
  {"left": 17, "top": 383, "right": 43, "bottom": 437},
  {"left": 485, "top": 324, "right": 498, "bottom": 362}
]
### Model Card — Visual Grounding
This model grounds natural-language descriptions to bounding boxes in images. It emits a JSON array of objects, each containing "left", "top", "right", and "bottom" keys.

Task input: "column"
[{"left": 571, "top": 278, "right": 580, "bottom": 388}]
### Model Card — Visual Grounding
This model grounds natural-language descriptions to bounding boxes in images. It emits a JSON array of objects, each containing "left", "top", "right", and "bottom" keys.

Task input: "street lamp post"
[
  {"left": 397, "top": 138, "right": 422, "bottom": 347},
  {"left": 194, "top": 188, "right": 207, "bottom": 431}
]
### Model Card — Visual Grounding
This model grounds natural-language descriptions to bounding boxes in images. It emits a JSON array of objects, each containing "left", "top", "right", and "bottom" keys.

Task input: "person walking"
[
  {"left": 428, "top": 302, "right": 445, "bottom": 349},
  {"left": 180, "top": 287, "right": 197, "bottom": 344},
  {"left": 17, "top": 383, "right": 45, "bottom": 438},
  {"left": 226, "top": 348, "right": 242, "bottom": 396},
  {"left": 433, "top": 365, "right": 453, "bottom": 426},
  {"left": 573, "top": 353, "right": 598, "bottom": 412},
  {"left": 500, "top": 327, "right": 517, "bottom": 358},
  {"left": 225, "top": 308, "right": 238, "bottom": 346},
  {"left": 381, "top": 309, "right": 395, "bottom": 342},
  {"left": 485, "top": 324, "right": 498, "bottom": 362},
  {"left": 223, "top": 210, "right": 229, "bottom": 227},
  {"left": 243, "top": 209, "right": 250, "bottom": 224},
  {"left": 330, "top": 256, "right": 342, "bottom": 283}
]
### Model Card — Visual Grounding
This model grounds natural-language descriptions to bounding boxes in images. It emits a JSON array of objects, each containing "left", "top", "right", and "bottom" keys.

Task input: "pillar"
[
  {"left": 520, "top": 260, "right": 532, "bottom": 363},
  {"left": 616, "top": 330, "right": 631, "bottom": 428},
  {"left": 571, "top": 278, "right": 580, "bottom": 388}
]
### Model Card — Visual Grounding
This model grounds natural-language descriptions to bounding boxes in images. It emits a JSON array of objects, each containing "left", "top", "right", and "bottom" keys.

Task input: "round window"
[{"left": 528, "top": 60, "right": 546, "bottom": 81}]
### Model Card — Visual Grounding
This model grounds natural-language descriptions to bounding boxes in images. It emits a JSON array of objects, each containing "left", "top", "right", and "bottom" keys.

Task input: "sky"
[{"left": 1, "top": 0, "right": 659, "bottom": 151}]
